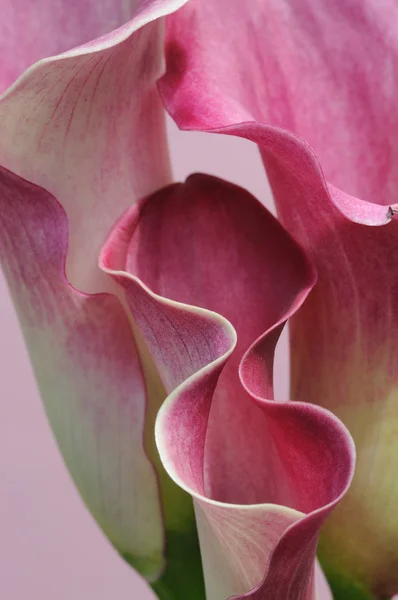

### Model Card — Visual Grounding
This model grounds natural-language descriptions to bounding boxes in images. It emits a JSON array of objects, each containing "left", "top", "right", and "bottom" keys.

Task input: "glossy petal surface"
[
  {"left": 160, "top": 1, "right": 398, "bottom": 596},
  {"left": 101, "top": 174, "right": 355, "bottom": 600}
]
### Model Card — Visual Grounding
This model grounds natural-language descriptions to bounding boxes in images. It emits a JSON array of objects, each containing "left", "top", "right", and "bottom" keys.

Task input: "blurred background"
[{"left": 0, "top": 118, "right": 288, "bottom": 599}]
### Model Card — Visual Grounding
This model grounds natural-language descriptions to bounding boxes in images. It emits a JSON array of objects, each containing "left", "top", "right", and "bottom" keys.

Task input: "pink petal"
[
  {"left": 314, "top": 561, "right": 333, "bottom": 600},
  {"left": 0, "top": 166, "right": 163, "bottom": 579},
  {"left": 160, "top": 3, "right": 398, "bottom": 595},
  {"left": 160, "top": 0, "right": 398, "bottom": 211},
  {"left": 0, "top": 0, "right": 189, "bottom": 293},
  {"left": 101, "top": 173, "right": 355, "bottom": 600},
  {"left": 0, "top": 1, "right": 142, "bottom": 91},
  {"left": 0, "top": 0, "right": 195, "bottom": 587}
]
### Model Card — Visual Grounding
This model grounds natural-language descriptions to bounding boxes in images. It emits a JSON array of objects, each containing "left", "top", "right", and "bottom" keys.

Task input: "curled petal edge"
[
  {"left": 0, "top": 0, "right": 191, "bottom": 294},
  {"left": 100, "top": 182, "right": 355, "bottom": 600},
  {"left": 0, "top": 165, "right": 165, "bottom": 580},
  {"left": 0, "top": 0, "right": 191, "bottom": 92}
]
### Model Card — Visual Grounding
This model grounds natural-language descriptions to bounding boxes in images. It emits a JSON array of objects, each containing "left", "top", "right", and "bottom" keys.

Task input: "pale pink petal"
[
  {"left": 0, "top": 0, "right": 198, "bottom": 589},
  {"left": 314, "top": 561, "right": 333, "bottom": 600},
  {"left": 101, "top": 173, "right": 355, "bottom": 600},
  {"left": 0, "top": 1, "right": 143, "bottom": 91},
  {"left": 160, "top": 2, "right": 398, "bottom": 595},
  {"left": 0, "top": 0, "right": 189, "bottom": 293},
  {"left": 0, "top": 166, "right": 163, "bottom": 579}
]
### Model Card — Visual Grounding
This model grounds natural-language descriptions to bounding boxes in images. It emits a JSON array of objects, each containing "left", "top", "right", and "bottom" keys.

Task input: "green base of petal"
[
  {"left": 322, "top": 563, "right": 387, "bottom": 600},
  {"left": 151, "top": 529, "right": 205, "bottom": 600},
  {"left": 120, "top": 550, "right": 163, "bottom": 582}
]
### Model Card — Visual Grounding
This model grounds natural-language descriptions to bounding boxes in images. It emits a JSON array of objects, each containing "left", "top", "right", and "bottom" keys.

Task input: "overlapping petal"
[
  {"left": 0, "top": 0, "right": 190, "bottom": 292},
  {"left": 0, "top": 166, "right": 163, "bottom": 578},
  {"left": 0, "top": 1, "right": 141, "bottom": 91},
  {"left": 100, "top": 173, "right": 355, "bottom": 600},
  {"left": 160, "top": 0, "right": 398, "bottom": 207},
  {"left": 0, "top": 1, "right": 204, "bottom": 594},
  {"left": 159, "top": 1, "right": 398, "bottom": 596}
]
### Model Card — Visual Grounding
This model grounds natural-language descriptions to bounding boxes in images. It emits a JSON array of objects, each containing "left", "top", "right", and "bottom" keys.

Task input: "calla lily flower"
[
  {"left": 0, "top": 2, "right": 355, "bottom": 600},
  {"left": 159, "top": 0, "right": 398, "bottom": 598}
]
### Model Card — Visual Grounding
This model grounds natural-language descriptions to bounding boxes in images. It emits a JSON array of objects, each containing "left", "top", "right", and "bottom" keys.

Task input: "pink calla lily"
[
  {"left": 100, "top": 174, "right": 354, "bottom": 600},
  {"left": 0, "top": 0, "right": 199, "bottom": 594},
  {"left": 1, "top": 2, "right": 356, "bottom": 600},
  {"left": 159, "top": 0, "right": 398, "bottom": 598}
]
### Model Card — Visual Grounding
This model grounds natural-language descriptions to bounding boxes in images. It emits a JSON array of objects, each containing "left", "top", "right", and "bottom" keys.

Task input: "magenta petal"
[
  {"left": 160, "top": 3, "right": 398, "bottom": 594},
  {"left": 101, "top": 174, "right": 355, "bottom": 599},
  {"left": 0, "top": 166, "right": 164, "bottom": 578}
]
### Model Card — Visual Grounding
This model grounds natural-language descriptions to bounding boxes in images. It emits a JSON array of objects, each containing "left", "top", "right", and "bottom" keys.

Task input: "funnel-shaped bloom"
[
  {"left": 0, "top": 2, "right": 354, "bottom": 599},
  {"left": 159, "top": 1, "right": 398, "bottom": 598},
  {"left": 100, "top": 173, "right": 354, "bottom": 600}
]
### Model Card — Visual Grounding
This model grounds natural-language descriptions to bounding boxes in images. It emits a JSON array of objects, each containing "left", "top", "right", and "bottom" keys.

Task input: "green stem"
[{"left": 151, "top": 529, "right": 206, "bottom": 600}]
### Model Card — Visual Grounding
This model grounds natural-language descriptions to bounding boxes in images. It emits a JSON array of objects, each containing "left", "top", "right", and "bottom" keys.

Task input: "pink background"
[{"left": 0, "top": 119, "right": 287, "bottom": 598}]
